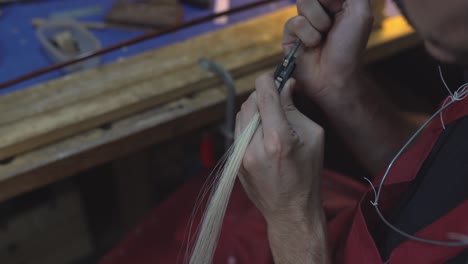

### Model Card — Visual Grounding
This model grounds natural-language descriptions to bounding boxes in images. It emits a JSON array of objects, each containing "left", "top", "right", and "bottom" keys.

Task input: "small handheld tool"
[{"left": 274, "top": 39, "right": 302, "bottom": 92}]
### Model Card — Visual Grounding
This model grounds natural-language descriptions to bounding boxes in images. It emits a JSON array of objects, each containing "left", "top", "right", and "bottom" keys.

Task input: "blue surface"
[{"left": 0, "top": 0, "right": 294, "bottom": 95}]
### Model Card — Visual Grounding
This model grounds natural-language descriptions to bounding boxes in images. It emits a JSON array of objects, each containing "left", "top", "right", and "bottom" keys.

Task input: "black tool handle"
[{"left": 274, "top": 56, "right": 297, "bottom": 92}]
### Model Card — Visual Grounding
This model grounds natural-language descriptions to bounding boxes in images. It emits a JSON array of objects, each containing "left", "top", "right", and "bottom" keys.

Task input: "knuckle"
[
  {"left": 264, "top": 142, "right": 282, "bottom": 158},
  {"left": 320, "top": 16, "right": 332, "bottom": 31},
  {"left": 291, "top": 15, "right": 308, "bottom": 32},
  {"left": 250, "top": 91, "right": 256, "bottom": 101},
  {"left": 323, "top": 15, "right": 333, "bottom": 27},
  {"left": 240, "top": 102, "right": 247, "bottom": 111},
  {"left": 317, "top": 21, "right": 331, "bottom": 33},
  {"left": 257, "top": 89, "right": 275, "bottom": 110},
  {"left": 284, "top": 17, "right": 295, "bottom": 33},
  {"left": 283, "top": 103, "right": 296, "bottom": 112},
  {"left": 243, "top": 149, "right": 258, "bottom": 171},
  {"left": 264, "top": 131, "right": 289, "bottom": 158},
  {"left": 308, "top": 29, "right": 322, "bottom": 47},
  {"left": 255, "top": 73, "right": 271, "bottom": 88},
  {"left": 247, "top": 91, "right": 256, "bottom": 103},
  {"left": 310, "top": 124, "right": 325, "bottom": 142},
  {"left": 292, "top": 16, "right": 321, "bottom": 47}
]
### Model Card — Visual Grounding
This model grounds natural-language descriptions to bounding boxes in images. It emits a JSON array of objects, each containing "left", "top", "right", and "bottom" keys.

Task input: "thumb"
[
  {"left": 343, "top": 0, "right": 373, "bottom": 31},
  {"left": 326, "top": 0, "right": 373, "bottom": 61},
  {"left": 280, "top": 78, "right": 297, "bottom": 111}
]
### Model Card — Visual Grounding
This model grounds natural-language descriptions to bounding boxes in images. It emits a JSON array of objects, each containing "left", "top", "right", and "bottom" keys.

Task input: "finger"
[
  {"left": 279, "top": 79, "right": 324, "bottom": 143},
  {"left": 345, "top": 0, "right": 373, "bottom": 27},
  {"left": 296, "top": 0, "right": 332, "bottom": 32},
  {"left": 242, "top": 123, "right": 264, "bottom": 172},
  {"left": 280, "top": 78, "right": 297, "bottom": 112},
  {"left": 278, "top": 78, "right": 303, "bottom": 143},
  {"left": 235, "top": 111, "right": 241, "bottom": 140},
  {"left": 255, "top": 73, "right": 290, "bottom": 144},
  {"left": 249, "top": 121, "right": 264, "bottom": 157},
  {"left": 347, "top": 0, "right": 373, "bottom": 27},
  {"left": 239, "top": 114, "right": 263, "bottom": 177},
  {"left": 328, "top": 0, "right": 373, "bottom": 57},
  {"left": 241, "top": 120, "right": 264, "bottom": 183},
  {"left": 236, "top": 92, "right": 257, "bottom": 140},
  {"left": 283, "top": 16, "right": 322, "bottom": 54},
  {"left": 318, "top": 0, "right": 344, "bottom": 14}
]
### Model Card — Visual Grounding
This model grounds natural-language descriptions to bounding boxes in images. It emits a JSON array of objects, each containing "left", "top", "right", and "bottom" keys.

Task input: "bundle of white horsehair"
[
  {"left": 187, "top": 40, "right": 302, "bottom": 264},
  {"left": 189, "top": 113, "right": 261, "bottom": 264}
]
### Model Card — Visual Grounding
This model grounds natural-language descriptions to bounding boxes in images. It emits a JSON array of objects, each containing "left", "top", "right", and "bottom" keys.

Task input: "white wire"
[
  {"left": 439, "top": 65, "right": 455, "bottom": 97},
  {"left": 365, "top": 66, "right": 468, "bottom": 247}
]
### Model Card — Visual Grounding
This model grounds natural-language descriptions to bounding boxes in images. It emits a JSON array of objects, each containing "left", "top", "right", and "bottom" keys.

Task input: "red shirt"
[
  {"left": 101, "top": 98, "right": 468, "bottom": 264},
  {"left": 326, "top": 98, "right": 468, "bottom": 263}
]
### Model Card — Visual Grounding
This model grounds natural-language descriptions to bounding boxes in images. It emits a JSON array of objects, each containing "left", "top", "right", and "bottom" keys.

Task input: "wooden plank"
[
  {"left": 0, "top": 67, "right": 265, "bottom": 203},
  {"left": 4, "top": 13, "right": 413, "bottom": 124},
  {"left": 0, "top": 7, "right": 295, "bottom": 161},
  {"left": 105, "top": 2, "right": 184, "bottom": 28},
  {"left": 0, "top": 9, "right": 416, "bottom": 162},
  {"left": 0, "top": 13, "right": 419, "bottom": 202}
]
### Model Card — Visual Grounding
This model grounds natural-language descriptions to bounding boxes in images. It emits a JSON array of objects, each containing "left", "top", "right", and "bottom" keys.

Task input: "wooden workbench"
[{"left": 0, "top": 7, "right": 418, "bottom": 203}]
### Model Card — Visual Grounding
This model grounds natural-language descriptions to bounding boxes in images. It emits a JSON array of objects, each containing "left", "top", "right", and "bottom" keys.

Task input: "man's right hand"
[
  {"left": 284, "top": 0, "right": 423, "bottom": 174},
  {"left": 283, "top": 0, "right": 373, "bottom": 104}
]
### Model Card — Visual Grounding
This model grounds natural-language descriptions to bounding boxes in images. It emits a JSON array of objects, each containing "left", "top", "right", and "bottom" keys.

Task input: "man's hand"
[
  {"left": 235, "top": 73, "right": 324, "bottom": 222},
  {"left": 235, "top": 74, "right": 329, "bottom": 263},
  {"left": 280, "top": 0, "right": 423, "bottom": 174},
  {"left": 283, "top": 0, "right": 373, "bottom": 103}
]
